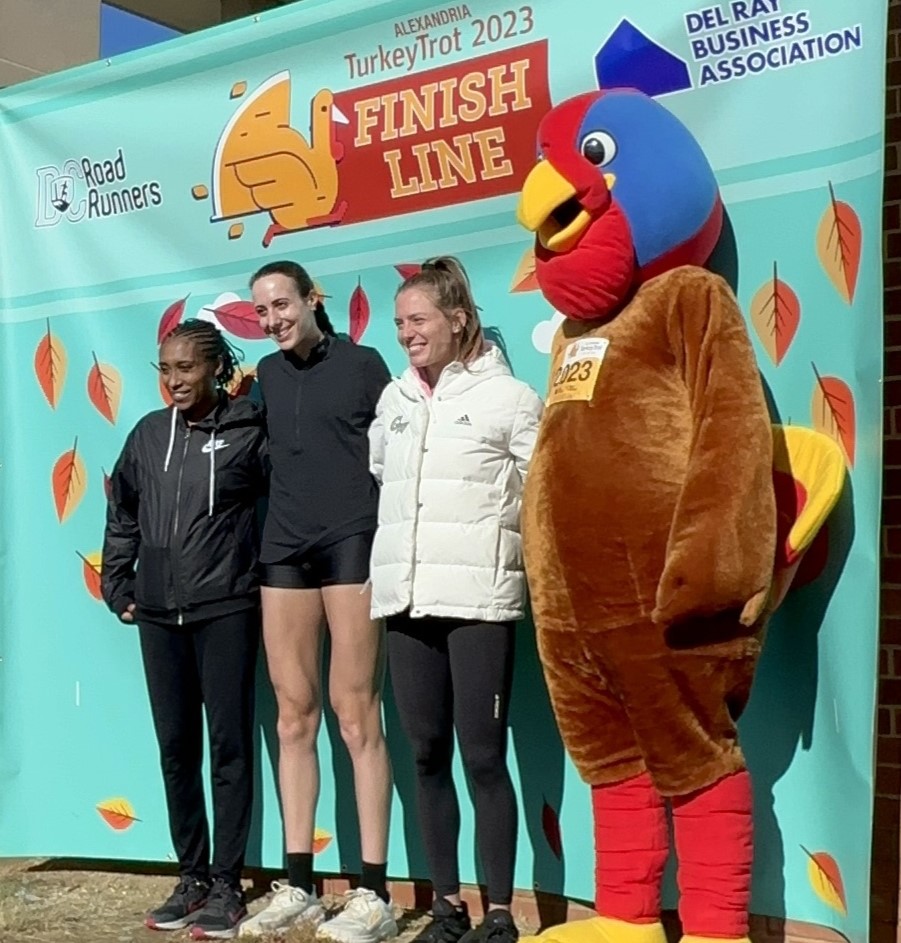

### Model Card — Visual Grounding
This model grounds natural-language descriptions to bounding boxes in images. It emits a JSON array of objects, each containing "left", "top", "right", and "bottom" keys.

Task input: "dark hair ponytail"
[
  {"left": 313, "top": 299, "right": 336, "bottom": 336},
  {"left": 250, "top": 259, "right": 336, "bottom": 337}
]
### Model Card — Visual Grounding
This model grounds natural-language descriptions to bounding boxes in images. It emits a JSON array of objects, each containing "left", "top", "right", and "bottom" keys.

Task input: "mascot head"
[{"left": 516, "top": 89, "right": 722, "bottom": 321}]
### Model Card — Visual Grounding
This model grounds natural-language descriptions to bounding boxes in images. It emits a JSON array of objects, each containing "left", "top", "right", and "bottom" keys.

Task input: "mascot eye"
[{"left": 580, "top": 131, "right": 617, "bottom": 166}]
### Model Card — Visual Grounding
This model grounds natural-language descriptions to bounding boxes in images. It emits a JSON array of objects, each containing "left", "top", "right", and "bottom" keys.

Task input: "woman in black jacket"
[{"left": 102, "top": 319, "right": 268, "bottom": 941}]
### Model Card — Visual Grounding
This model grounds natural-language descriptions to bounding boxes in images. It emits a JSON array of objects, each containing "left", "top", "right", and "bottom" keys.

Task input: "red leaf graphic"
[
  {"left": 349, "top": 279, "right": 370, "bottom": 343},
  {"left": 158, "top": 296, "right": 187, "bottom": 344},
  {"left": 811, "top": 365, "right": 856, "bottom": 468},
  {"left": 541, "top": 797, "right": 562, "bottom": 859},
  {"left": 102, "top": 468, "right": 112, "bottom": 500},
  {"left": 750, "top": 263, "right": 801, "bottom": 366},
  {"left": 213, "top": 300, "right": 266, "bottom": 340},
  {"left": 395, "top": 264, "right": 422, "bottom": 280}
]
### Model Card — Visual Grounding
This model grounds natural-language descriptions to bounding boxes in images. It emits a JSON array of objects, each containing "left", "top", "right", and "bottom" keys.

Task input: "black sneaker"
[
  {"left": 145, "top": 878, "right": 211, "bottom": 930},
  {"left": 459, "top": 909, "right": 519, "bottom": 943},
  {"left": 190, "top": 879, "right": 248, "bottom": 940},
  {"left": 413, "top": 898, "right": 472, "bottom": 943}
]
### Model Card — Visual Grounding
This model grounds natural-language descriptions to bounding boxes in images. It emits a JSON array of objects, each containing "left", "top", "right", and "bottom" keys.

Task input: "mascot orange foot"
[{"left": 514, "top": 89, "right": 846, "bottom": 943}]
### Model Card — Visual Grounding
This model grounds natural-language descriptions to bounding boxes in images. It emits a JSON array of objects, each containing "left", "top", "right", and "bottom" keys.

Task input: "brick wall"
[{"left": 873, "top": 2, "right": 901, "bottom": 942}]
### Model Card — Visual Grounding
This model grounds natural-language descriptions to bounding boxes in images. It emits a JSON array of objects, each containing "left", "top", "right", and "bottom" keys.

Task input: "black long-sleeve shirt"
[{"left": 257, "top": 336, "right": 391, "bottom": 563}]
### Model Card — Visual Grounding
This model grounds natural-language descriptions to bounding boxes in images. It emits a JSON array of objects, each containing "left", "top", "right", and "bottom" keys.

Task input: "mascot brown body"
[{"left": 515, "top": 89, "right": 845, "bottom": 943}]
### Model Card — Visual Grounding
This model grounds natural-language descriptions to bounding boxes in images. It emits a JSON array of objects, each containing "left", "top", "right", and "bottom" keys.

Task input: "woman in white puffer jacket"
[{"left": 369, "top": 257, "right": 543, "bottom": 943}]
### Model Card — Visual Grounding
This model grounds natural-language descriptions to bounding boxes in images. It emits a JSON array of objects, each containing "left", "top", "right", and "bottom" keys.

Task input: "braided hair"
[
  {"left": 249, "top": 260, "right": 337, "bottom": 336},
  {"left": 161, "top": 318, "right": 243, "bottom": 388}
]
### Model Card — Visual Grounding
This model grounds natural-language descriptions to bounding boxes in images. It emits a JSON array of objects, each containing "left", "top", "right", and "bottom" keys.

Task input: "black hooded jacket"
[{"left": 101, "top": 395, "right": 268, "bottom": 624}]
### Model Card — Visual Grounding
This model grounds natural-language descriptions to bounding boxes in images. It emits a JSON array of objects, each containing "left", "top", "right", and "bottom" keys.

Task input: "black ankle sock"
[
  {"left": 286, "top": 852, "right": 313, "bottom": 893},
  {"left": 360, "top": 861, "right": 389, "bottom": 903}
]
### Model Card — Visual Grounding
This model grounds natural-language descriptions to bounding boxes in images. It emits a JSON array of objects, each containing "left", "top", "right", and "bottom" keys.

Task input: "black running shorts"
[{"left": 259, "top": 532, "right": 373, "bottom": 590}]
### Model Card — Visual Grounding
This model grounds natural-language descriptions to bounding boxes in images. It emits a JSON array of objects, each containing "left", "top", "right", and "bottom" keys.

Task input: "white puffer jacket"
[{"left": 369, "top": 346, "right": 543, "bottom": 622}]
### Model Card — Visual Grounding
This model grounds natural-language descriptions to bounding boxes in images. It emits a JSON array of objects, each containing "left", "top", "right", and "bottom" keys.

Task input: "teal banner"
[{"left": 0, "top": 2, "right": 886, "bottom": 942}]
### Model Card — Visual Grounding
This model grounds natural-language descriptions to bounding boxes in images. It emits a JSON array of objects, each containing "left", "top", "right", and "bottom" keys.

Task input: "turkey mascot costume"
[{"left": 513, "top": 89, "right": 846, "bottom": 943}]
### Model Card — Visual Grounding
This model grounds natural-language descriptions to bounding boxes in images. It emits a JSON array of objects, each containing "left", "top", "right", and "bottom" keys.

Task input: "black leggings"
[
  {"left": 387, "top": 613, "right": 517, "bottom": 905},
  {"left": 138, "top": 608, "right": 259, "bottom": 886}
]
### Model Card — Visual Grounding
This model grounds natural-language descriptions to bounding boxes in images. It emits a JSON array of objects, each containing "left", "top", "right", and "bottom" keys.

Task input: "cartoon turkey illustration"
[{"left": 193, "top": 72, "right": 349, "bottom": 246}]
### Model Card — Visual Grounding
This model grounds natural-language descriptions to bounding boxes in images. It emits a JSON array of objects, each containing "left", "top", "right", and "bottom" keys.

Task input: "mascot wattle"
[{"left": 515, "top": 88, "right": 846, "bottom": 943}]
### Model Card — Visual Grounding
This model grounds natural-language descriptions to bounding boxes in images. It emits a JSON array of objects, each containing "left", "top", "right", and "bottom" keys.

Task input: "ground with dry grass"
[{"left": 0, "top": 859, "right": 533, "bottom": 943}]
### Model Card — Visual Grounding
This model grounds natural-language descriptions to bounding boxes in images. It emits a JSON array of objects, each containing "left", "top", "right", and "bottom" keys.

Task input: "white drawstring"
[
  {"left": 163, "top": 406, "right": 177, "bottom": 472},
  {"left": 208, "top": 431, "right": 215, "bottom": 517}
]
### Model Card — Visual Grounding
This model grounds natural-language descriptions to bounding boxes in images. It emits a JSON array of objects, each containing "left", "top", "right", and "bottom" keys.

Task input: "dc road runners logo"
[{"left": 35, "top": 148, "right": 164, "bottom": 228}]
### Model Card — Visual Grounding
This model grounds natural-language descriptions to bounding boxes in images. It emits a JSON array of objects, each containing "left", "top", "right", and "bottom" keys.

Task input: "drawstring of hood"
[
  {"left": 208, "top": 430, "right": 215, "bottom": 517},
  {"left": 162, "top": 405, "right": 216, "bottom": 517},
  {"left": 163, "top": 406, "right": 177, "bottom": 472}
]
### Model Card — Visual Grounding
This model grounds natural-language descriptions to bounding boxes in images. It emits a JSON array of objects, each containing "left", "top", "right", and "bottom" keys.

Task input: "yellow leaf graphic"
[
  {"left": 96, "top": 797, "right": 140, "bottom": 831},
  {"left": 509, "top": 247, "right": 540, "bottom": 293},
  {"left": 313, "top": 826, "right": 332, "bottom": 854},
  {"left": 803, "top": 847, "right": 847, "bottom": 917}
]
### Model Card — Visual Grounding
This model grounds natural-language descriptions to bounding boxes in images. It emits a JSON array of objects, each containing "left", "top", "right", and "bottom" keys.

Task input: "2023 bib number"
[{"left": 553, "top": 359, "right": 593, "bottom": 386}]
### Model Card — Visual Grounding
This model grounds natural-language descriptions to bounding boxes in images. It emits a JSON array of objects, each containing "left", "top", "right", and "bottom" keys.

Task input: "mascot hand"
[{"left": 652, "top": 572, "right": 771, "bottom": 628}]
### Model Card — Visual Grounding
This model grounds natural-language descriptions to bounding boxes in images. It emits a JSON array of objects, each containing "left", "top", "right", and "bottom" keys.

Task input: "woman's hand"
[{"left": 120, "top": 603, "right": 136, "bottom": 623}]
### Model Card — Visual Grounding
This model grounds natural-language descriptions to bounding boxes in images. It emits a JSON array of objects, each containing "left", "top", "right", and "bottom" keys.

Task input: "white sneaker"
[
  {"left": 238, "top": 881, "right": 325, "bottom": 937},
  {"left": 316, "top": 889, "right": 397, "bottom": 943}
]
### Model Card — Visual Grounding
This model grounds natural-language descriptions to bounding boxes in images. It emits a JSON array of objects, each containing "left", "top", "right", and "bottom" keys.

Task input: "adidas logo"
[{"left": 454, "top": 414, "right": 472, "bottom": 426}]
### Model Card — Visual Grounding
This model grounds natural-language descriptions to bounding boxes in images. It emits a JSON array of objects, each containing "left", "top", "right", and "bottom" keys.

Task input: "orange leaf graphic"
[
  {"left": 52, "top": 438, "right": 87, "bottom": 523},
  {"left": 750, "top": 262, "right": 800, "bottom": 366},
  {"left": 816, "top": 182, "right": 862, "bottom": 305},
  {"left": 313, "top": 827, "right": 332, "bottom": 854},
  {"left": 349, "top": 279, "right": 370, "bottom": 343},
  {"left": 510, "top": 247, "right": 540, "bottom": 293},
  {"left": 88, "top": 354, "right": 123, "bottom": 425},
  {"left": 96, "top": 797, "right": 140, "bottom": 831},
  {"left": 158, "top": 296, "right": 188, "bottom": 344},
  {"left": 35, "top": 319, "right": 68, "bottom": 408},
  {"left": 78, "top": 551, "right": 102, "bottom": 601},
  {"left": 811, "top": 364, "right": 856, "bottom": 468},
  {"left": 541, "top": 796, "right": 562, "bottom": 860},
  {"left": 803, "top": 847, "right": 847, "bottom": 916}
]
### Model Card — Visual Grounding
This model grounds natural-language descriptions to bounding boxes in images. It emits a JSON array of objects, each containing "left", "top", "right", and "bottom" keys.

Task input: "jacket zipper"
[
  {"left": 172, "top": 427, "right": 191, "bottom": 625},
  {"left": 407, "top": 398, "right": 431, "bottom": 610}
]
